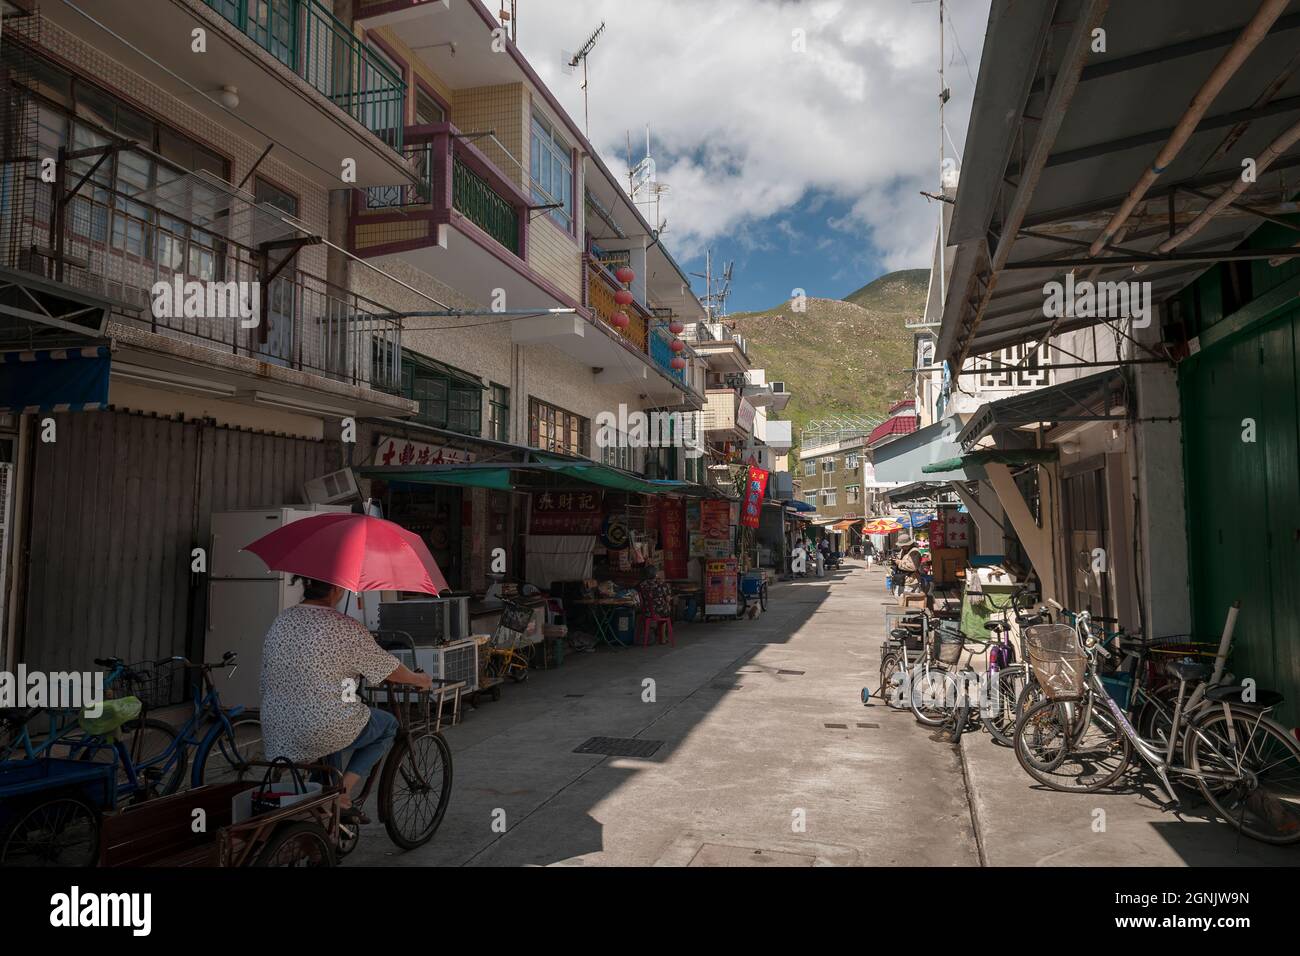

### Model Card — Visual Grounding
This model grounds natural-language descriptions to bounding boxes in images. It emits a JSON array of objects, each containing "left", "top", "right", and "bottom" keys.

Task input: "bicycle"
[
  {"left": 338, "top": 648, "right": 454, "bottom": 855},
  {"left": 1013, "top": 606, "right": 1300, "bottom": 845},
  {"left": 976, "top": 586, "right": 1046, "bottom": 745},
  {"left": 80, "top": 653, "right": 264, "bottom": 801}
]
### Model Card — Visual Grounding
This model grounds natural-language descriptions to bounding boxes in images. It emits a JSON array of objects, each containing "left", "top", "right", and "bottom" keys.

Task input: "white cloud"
[{"left": 513, "top": 0, "right": 990, "bottom": 266}]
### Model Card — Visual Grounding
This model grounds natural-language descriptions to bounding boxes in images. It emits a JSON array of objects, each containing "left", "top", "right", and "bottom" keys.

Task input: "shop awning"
[
  {"left": 957, "top": 369, "right": 1129, "bottom": 450},
  {"left": 871, "top": 414, "right": 984, "bottom": 483},
  {"left": 783, "top": 499, "right": 817, "bottom": 513},
  {"left": 831, "top": 519, "right": 863, "bottom": 531},
  {"left": 0, "top": 345, "right": 111, "bottom": 413},
  {"left": 923, "top": 448, "right": 1059, "bottom": 474},
  {"left": 358, "top": 459, "right": 699, "bottom": 497}
]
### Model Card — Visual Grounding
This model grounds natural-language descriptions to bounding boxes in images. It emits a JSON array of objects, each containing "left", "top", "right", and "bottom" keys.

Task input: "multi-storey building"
[{"left": 0, "top": 0, "right": 712, "bottom": 671}]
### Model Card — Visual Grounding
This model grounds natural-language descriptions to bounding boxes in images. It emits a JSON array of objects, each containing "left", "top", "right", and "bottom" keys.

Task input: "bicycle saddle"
[
  {"left": 1204, "top": 684, "right": 1284, "bottom": 709},
  {"left": 1166, "top": 660, "right": 1212, "bottom": 683},
  {"left": 984, "top": 621, "right": 1011, "bottom": 634}
]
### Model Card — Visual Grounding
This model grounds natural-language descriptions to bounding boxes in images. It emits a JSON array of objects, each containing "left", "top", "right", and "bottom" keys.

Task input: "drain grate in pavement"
[
  {"left": 573, "top": 736, "right": 664, "bottom": 759},
  {"left": 777, "top": 669, "right": 805, "bottom": 676},
  {"left": 824, "top": 722, "right": 848, "bottom": 729},
  {"left": 564, "top": 693, "right": 585, "bottom": 698},
  {"left": 857, "top": 722, "right": 879, "bottom": 729},
  {"left": 710, "top": 682, "right": 743, "bottom": 691}
]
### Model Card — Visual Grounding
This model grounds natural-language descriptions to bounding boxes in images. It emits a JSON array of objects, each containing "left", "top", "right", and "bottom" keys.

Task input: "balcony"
[
  {"left": 1, "top": 147, "right": 410, "bottom": 414},
  {"left": 42, "top": 0, "right": 413, "bottom": 187},
  {"left": 702, "top": 388, "right": 755, "bottom": 439},
  {"left": 685, "top": 321, "right": 751, "bottom": 374},
  {"left": 352, "top": 123, "right": 529, "bottom": 261}
]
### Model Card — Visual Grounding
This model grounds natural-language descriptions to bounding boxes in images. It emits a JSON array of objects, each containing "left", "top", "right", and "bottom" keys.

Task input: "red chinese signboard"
[
  {"left": 740, "top": 465, "right": 769, "bottom": 529},
  {"left": 530, "top": 490, "right": 603, "bottom": 535},
  {"left": 376, "top": 435, "right": 475, "bottom": 467},
  {"left": 700, "top": 499, "right": 730, "bottom": 539},
  {"left": 659, "top": 498, "right": 688, "bottom": 579}
]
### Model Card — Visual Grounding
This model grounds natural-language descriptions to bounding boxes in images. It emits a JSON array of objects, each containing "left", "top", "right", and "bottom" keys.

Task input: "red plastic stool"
[{"left": 638, "top": 613, "right": 675, "bottom": 647}]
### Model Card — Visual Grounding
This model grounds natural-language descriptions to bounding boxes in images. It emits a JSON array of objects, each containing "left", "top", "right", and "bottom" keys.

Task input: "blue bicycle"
[{"left": 79, "top": 652, "right": 264, "bottom": 801}]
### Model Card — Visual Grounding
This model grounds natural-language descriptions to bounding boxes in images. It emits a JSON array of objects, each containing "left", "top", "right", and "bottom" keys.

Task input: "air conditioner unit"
[
  {"left": 304, "top": 468, "right": 360, "bottom": 505},
  {"left": 771, "top": 381, "right": 787, "bottom": 393}
]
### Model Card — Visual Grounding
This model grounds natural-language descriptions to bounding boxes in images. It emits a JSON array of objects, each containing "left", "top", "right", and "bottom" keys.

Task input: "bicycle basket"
[
  {"left": 1025, "top": 624, "right": 1087, "bottom": 700},
  {"left": 498, "top": 601, "right": 534, "bottom": 634},
  {"left": 932, "top": 625, "right": 966, "bottom": 666},
  {"left": 114, "top": 659, "right": 182, "bottom": 708}
]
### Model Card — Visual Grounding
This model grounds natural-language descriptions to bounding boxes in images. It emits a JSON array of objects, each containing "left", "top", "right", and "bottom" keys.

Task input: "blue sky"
[{"left": 515, "top": 0, "right": 989, "bottom": 314}]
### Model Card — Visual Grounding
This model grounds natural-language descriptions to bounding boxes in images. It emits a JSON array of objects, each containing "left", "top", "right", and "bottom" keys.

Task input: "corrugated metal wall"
[{"left": 23, "top": 409, "right": 337, "bottom": 674}]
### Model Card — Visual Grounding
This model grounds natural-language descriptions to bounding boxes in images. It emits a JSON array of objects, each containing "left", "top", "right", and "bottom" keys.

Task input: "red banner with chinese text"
[{"left": 740, "top": 465, "right": 769, "bottom": 529}]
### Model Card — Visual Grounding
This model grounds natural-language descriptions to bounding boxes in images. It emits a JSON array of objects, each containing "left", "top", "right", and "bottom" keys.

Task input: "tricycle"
[
  {"left": 97, "top": 759, "right": 345, "bottom": 867},
  {"left": 0, "top": 755, "right": 117, "bottom": 866}
]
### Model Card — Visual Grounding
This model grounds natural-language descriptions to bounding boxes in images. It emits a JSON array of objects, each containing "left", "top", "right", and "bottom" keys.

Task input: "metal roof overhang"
[
  {"left": 871, "top": 415, "right": 985, "bottom": 483},
  {"left": 0, "top": 265, "right": 112, "bottom": 350},
  {"left": 957, "top": 367, "right": 1129, "bottom": 450},
  {"left": 939, "top": 0, "right": 1300, "bottom": 369},
  {"left": 359, "top": 459, "right": 716, "bottom": 498}
]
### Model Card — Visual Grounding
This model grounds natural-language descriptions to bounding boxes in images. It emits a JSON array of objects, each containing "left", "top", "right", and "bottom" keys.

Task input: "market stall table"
[{"left": 573, "top": 596, "right": 638, "bottom": 648}]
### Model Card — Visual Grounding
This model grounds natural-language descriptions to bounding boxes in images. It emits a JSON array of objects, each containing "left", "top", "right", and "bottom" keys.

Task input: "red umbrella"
[{"left": 243, "top": 513, "right": 449, "bottom": 595}]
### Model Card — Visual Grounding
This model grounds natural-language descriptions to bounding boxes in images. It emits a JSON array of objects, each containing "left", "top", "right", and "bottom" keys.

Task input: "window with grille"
[
  {"left": 846, "top": 485, "right": 861, "bottom": 504},
  {"left": 530, "top": 112, "right": 573, "bottom": 232},
  {"left": 822, "top": 458, "right": 836, "bottom": 473},
  {"left": 399, "top": 352, "right": 484, "bottom": 434},
  {"left": 822, "top": 490, "right": 837, "bottom": 507},
  {"left": 804, "top": 460, "right": 816, "bottom": 476},
  {"left": 489, "top": 383, "right": 510, "bottom": 442},
  {"left": 528, "top": 398, "right": 588, "bottom": 457}
]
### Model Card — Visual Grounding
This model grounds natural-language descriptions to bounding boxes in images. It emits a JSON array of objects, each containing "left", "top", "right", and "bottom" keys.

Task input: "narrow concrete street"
[{"left": 351, "top": 560, "right": 978, "bottom": 866}]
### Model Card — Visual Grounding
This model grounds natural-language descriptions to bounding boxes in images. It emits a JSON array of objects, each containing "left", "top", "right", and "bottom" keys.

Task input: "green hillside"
[{"left": 729, "top": 269, "right": 928, "bottom": 454}]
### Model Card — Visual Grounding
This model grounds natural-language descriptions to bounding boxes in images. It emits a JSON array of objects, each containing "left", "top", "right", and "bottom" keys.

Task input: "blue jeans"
[{"left": 325, "top": 707, "right": 397, "bottom": 780}]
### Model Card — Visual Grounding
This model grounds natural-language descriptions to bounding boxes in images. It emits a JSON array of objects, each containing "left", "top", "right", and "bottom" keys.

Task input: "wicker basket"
[
  {"left": 1025, "top": 624, "right": 1086, "bottom": 700},
  {"left": 931, "top": 624, "right": 966, "bottom": 666}
]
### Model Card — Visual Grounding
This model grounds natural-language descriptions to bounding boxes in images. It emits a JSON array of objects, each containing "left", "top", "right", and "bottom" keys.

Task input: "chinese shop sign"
[
  {"left": 377, "top": 435, "right": 476, "bottom": 467},
  {"left": 530, "top": 490, "right": 603, "bottom": 535},
  {"left": 658, "top": 498, "right": 688, "bottom": 579}
]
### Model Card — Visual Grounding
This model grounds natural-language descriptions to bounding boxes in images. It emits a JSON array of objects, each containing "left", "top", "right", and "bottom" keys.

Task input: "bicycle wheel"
[
  {"left": 254, "top": 821, "right": 336, "bottom": 867},
  {"left": 79, "top": 717, "right": 185, "bottom": 796},
  {"left": 198, "top": 715, "right": 264, "bottom": 786},
  {"left": 378, "top": 731, "right": 453, "bottom": 850},
  {"left": 981, "top": 665, "right": 1027, "bottom": 746},
  {"left": 878, "top": 652, "right": 904, "bottom": 707},
  {"left": 759, "top": 583, "right": 769, "bottom": 611},
  {"left": 910, "top": 667, "right": 956, "bottom": 728},
  {"left": 1185, "top": 709, "right": 1300, "bottom": 845},
  {"left": 1014, "top": 697, "right": 1132, "bottom": 792},
  {"left": 0, "top": 796, "right": 98, "bottom": 867}
]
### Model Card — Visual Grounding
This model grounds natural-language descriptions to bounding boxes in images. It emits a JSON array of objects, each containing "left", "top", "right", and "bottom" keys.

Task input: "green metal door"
[{"left": 1182, "top": 306, "right": 1300, "bottom": 727}]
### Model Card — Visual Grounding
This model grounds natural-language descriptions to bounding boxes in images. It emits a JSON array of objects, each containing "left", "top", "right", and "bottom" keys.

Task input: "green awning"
[
  {"left": 922, "top": 448, "right": 1059, "bottom": 474},
  {"left": 357, "top": 466, "right": 515, "bottom": 490},
  {"left": 359, "top": 460, "right": 695, "bottom": 496}
]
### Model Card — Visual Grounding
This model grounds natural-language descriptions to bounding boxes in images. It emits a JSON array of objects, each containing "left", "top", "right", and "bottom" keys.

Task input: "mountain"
[{"left": 728, "top": 269, "right": 928, "bottom": 454}]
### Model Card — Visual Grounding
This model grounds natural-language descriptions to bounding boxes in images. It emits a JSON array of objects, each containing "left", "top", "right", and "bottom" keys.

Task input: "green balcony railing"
[
  {"left": 453, "top": 155, "right": 520, "bottom": 256},
  {"left": 202, "top": 0, "right": 405, "bottom": 151}
]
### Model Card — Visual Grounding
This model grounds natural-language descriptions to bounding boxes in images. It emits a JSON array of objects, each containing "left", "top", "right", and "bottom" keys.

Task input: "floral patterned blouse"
[{"left": 260, "top": 605, "right": 399, "bottom": 763}]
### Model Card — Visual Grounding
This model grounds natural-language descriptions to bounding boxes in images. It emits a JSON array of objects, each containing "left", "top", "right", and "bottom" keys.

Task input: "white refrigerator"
[{"left": 207, "top": 506, "right": 352, "bottom": 710}]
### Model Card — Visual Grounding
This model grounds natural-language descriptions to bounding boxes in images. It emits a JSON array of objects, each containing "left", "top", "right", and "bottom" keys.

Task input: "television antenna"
[
  {"left": 562, "top": 21, "right": 606, "bottom": 137},
  {"left": 627, "top": 127, "right": 671, "bottom": 231},
  {"left": 692, "top": 249, "right": 734, "bottom": 320}
]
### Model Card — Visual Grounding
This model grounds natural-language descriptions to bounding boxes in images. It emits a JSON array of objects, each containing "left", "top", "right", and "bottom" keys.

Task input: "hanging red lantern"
[
  {"left": 669, "top": 338, "right": 685, "bottom": 352},
  {"left": 611, "top": 311, "right": 630, "bottom": 330},
  {"left": 615, "top": 266, "right": 635, "bottom": 284},
  {"left": 668, "top": 319, "right": 685, "bottom": 335},
  {"left": 614, "top": 289, "right": 634, "bottom": 306},
  {"left": 670, "top": 356, "right": 687, "bottom": 370}
]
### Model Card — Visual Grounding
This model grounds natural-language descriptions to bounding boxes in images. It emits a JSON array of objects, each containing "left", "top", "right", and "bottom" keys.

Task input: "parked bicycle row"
[{"left": 864, "top": 590, "right": 1300, "bottom": 846}]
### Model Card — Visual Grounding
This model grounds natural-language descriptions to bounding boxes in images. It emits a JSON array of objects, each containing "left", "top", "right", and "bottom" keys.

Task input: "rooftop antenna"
[
  {"left": 692, "top": 251, "right": 735, "bottom": 320},
  {"left": 497, "top": 1, "right": 517, "bottom": 43},
  {"left": 629, "top": 126, "right": 671, "bottom": 231},
  {"left": 562, "top": 21, "right": 606, "bottom": 138}
]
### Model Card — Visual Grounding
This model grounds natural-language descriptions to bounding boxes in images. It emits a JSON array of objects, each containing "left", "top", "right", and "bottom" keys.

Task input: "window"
[
  {"left": 530, "top": 111, "right": 574, "bottom": 232},
  {"left": 804, "top": 492, "right": 819, "bottom": 507},
  {"left": 529, "top": 398, "right": 589, "bottom": 457},
  {"left": 414, "top": 86, "right": 447, "bottom": 125},
  {"left": 822, "top": 489, "right": 837, "bottom": 507},
  {"left": 822, "top": 457, "right": 836, "bottom": 473},
  {"left": 846, "top": 454, "right": 859, "bottom": 470},
  {"left": 489, "top": 384, "right": 510, "bottom": 442},
  {"left": 846, "top": 485, "right": 861, "bottom": 504},
  {"left": 804, "top": 460, "right": 817, "bottom": 477},
  {"left": 400, "top": 352, "right": 485, "bottom": 434}
]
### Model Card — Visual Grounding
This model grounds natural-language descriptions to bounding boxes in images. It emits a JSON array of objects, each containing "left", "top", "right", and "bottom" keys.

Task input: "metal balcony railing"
[
  {"left": 202, "top": 0, "right": 405, "bottom": 151},
  {"left": 452, "top": 156, "right": 520, "bottom": 255},
  {"left": 1, "top": 158, "right": 402, "bottom": 390}
]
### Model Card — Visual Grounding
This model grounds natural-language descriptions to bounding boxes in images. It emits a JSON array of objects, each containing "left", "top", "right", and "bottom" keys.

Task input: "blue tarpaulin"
[{"left": 0, "top": 346, "right": 110, "bottom": 412}]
